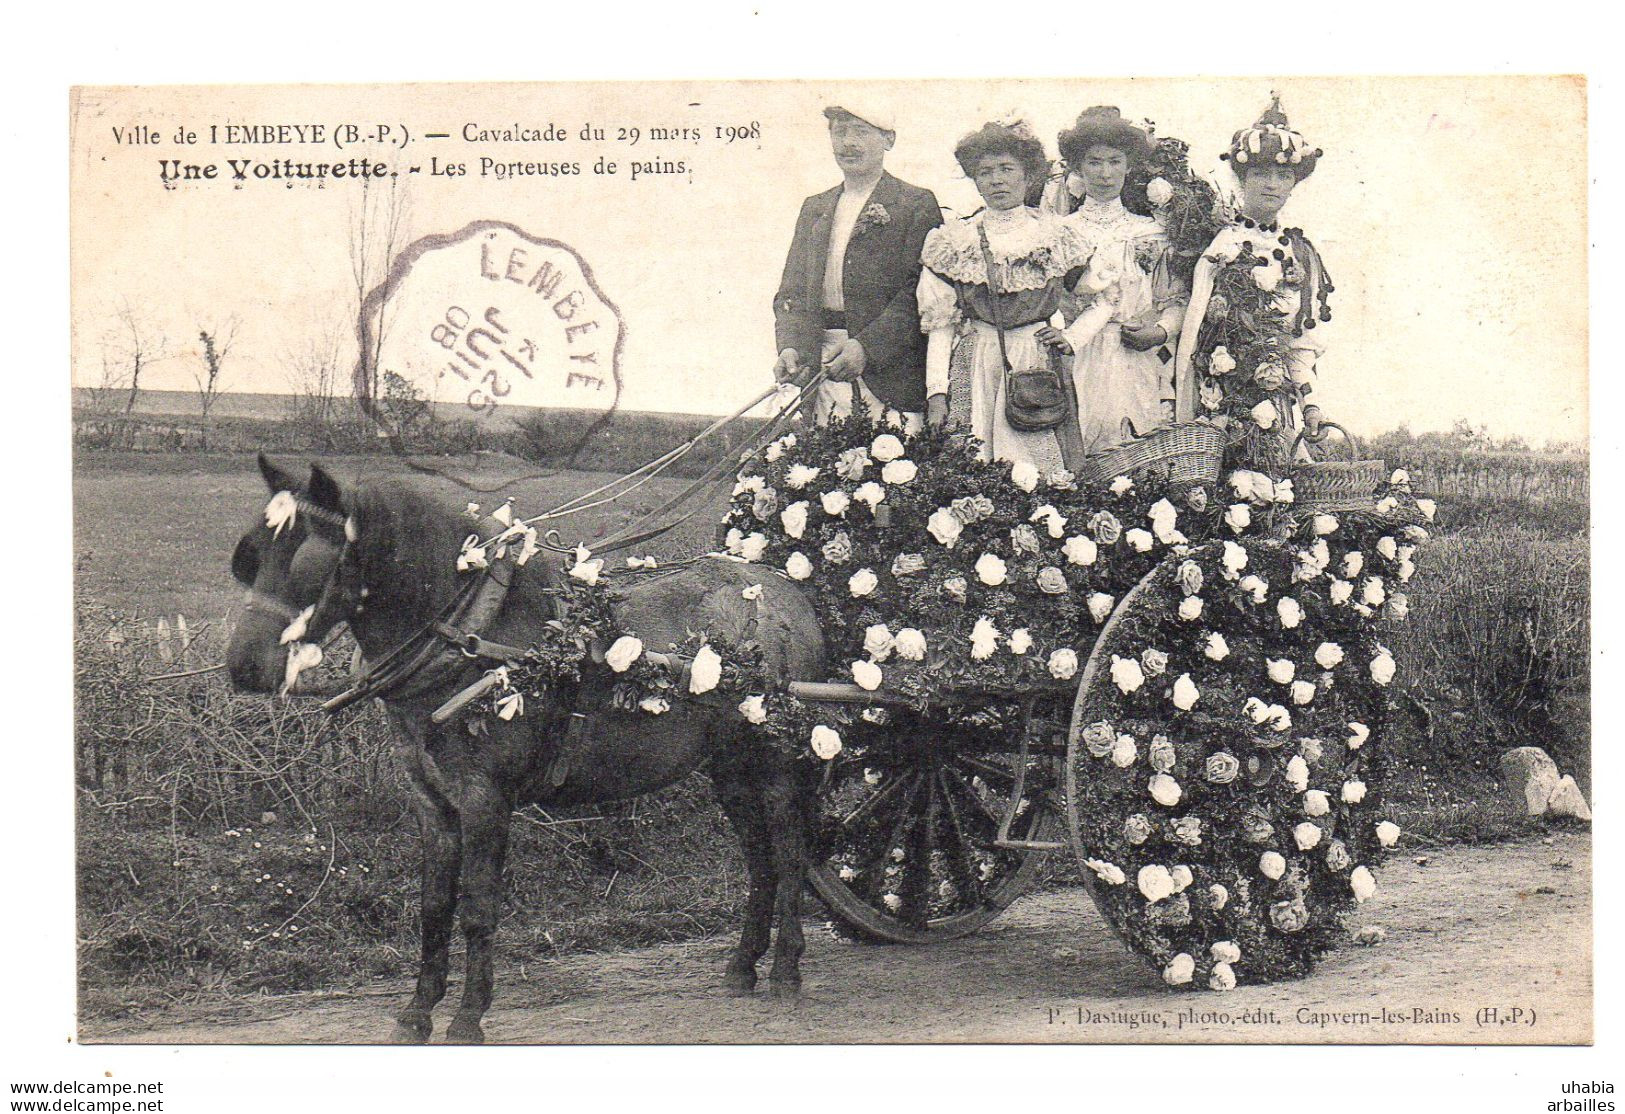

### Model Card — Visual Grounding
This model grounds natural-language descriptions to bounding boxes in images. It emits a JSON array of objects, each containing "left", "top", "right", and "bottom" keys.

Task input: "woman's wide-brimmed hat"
[
  {"left": 1222, "top": 96, "right": 1322, "bottom": 181},
  {"left": 1057, "top": 106, "right": 1153, "bottom": 166}
]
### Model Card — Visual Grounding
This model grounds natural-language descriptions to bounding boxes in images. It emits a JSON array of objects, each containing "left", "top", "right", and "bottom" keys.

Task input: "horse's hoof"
[
  {"left": 721, "top": 968, "right": 758, "bottom": 997},
  {"left": 767, "top": 978, "right": 803, "bottom": 1002},
  {"left": 392, "top": 1013, "right": 432, "bottom": 1044},
  {"left": 445, "top": 1017, "right": 486, "bottom": 1045}
]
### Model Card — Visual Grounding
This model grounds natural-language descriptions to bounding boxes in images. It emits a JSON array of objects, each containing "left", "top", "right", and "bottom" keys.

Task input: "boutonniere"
[
  {"left": 1134, "top": 240, "right": 1162, "bottom": 275},
  {"left": 853, "top": 201, "right": 891, "bottom": 237}
]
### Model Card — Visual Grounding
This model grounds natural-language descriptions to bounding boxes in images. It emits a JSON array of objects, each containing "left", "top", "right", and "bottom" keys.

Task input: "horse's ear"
[
  {"left": 259, "top": 452, "right": 301, "bottom": 493},
  {"left": 308, "top": 464, "right": 345, "bottom": 514}
]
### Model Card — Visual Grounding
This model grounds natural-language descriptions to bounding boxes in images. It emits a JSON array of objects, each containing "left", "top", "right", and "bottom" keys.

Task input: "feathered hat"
[
  {"left": 1221, "top": 95, "right": 1321, "bottom": 181},
  {"left": 1057, "top": 106, "right": 1154, "bottom": 167}
]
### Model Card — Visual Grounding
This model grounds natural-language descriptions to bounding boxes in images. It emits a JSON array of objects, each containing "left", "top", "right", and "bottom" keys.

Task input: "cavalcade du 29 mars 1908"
[{"left": 70, "top": 77, "right": 1589, "bottom": 1046}]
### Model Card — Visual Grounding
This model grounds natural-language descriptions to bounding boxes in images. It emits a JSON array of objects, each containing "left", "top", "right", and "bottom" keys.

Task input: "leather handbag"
[{"left": 978, "top": 224, "right": 1067, "bottom": 432}]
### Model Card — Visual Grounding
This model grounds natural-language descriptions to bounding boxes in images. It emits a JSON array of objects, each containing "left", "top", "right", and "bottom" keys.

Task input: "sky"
[{"left": 70, "top": 76, "right": 1588, "bottom": 444}]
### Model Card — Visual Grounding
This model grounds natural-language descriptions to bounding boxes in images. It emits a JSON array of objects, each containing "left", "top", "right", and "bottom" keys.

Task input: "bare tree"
[
  {"left": 80, "top": 351, "right": 128, "bottom": 414},
  {"left": 347, "top": 176, "right": 412, "bottom": 420},
  {"left": 106, "top": 299, "right": 170, "bottom": 415},
  {"left": 192, "top": 316, "right": 240, "bottom": 446},
  {"left": 281, "top": 313, "right": 348, "bottom": 449}
]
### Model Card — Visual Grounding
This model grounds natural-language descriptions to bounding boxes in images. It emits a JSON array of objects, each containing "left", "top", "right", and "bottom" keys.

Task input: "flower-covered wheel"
[
  {"left": 1063, "top": 532, "right": 1413, "bottom": 990},
  {"left": 809, "top": 720, "right": 1058, "bottom": 944}
]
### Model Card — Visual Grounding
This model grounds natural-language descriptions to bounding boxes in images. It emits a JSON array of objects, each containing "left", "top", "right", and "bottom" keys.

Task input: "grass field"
[{"left": 73, "top": 447, "right": 1588, "bottom": 1019}]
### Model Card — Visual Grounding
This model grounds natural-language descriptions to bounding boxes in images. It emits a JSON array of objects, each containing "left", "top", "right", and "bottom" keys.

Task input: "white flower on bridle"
[{"left": 265, "top": 490, "right": 298, "bottom": 536}]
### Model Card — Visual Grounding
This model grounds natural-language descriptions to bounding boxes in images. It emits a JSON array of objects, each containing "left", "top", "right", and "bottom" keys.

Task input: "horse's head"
[{"left": 226, "top": 454, "right": 353, "bottom": 694}]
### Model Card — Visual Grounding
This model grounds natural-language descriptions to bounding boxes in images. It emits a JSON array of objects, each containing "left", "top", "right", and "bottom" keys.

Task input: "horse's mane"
[{"left": 345, "top": 476, "right": 486, "bottom": 621}]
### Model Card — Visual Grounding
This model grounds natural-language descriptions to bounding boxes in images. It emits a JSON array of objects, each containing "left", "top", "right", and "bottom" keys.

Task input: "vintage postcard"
[{"left": 68, "top": 76, "right": 1589, "bottom": 1053}]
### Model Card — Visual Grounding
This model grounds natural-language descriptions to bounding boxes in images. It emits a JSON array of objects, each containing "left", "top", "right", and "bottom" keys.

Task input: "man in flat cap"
[{"left": 773, "top": 102, "right": 942, "bottom": 429}]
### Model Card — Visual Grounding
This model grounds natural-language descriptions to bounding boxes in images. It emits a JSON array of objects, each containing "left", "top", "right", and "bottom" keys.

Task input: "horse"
[{"left": 226, "top": 455, "right": 826, "bottom": 1043}]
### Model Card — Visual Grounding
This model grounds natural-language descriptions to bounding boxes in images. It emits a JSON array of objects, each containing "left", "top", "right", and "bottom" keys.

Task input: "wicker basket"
[
  {"left": 1289, "top": 423, "right": 1387, "bottom": 513},
  {"left": 1079, "top": 421, "right": 1228, "bottom": 487}
]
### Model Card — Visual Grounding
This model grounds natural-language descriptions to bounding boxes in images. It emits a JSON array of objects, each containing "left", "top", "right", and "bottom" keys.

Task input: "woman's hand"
[
  {"left": 926, "top": 394, "right": 950, "bottom": 430},
  {"left": 1301, "top": 404, "right": 1326, "bottom": 441},
  {"left": 1120, "top": 324, "right": 1168, "bottom": 352},
  {"left": 1036, "top": 325, "right": 1074, "bottom": 356}
]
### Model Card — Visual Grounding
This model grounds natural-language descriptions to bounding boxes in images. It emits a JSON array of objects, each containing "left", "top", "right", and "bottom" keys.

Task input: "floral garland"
[{"left": 1120, "top": 135, "right": 1223, "bottom": 285}]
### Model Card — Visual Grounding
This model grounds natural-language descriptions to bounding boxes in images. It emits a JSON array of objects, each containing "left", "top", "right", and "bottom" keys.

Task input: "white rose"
[
  {"left": 1209, "top": 963, "right": 1237, "bottom": 992},
  {"left": 1145, "top": 176, "right": 1174, "bottom": 207},
  {"left": 1148, "top": 772, "right": 1182, "bottom": 807},
  {"left": 1125, "top": 527, "right": 1154, "bottom": 552},
  {"left": 1285, "top": 755, "right": 1310, "bottom": 791},
  {"left": 810, "top": 725, "right": 843, "bottom": 760},
  {"left": 848, "top": 568, "right": 879, "bottom": 597},
  {"left": 1086, "top": 859, "right": 1126, "bottom": 885},
  {"left": 1172, "top": 673, "right": 1200, "bottom": 711},
  {"left": 1315, "top": 642, "right": 1345, "bottom": 669},
  {"left": 927, "top": 508, "right": 963, "bottom": 547},
  {"left": 1417, "top": 498, "right": 1437, "bottom": 521},
  {"left": 688, "top": 644, "right": 723, "bottom": 694},
  {"left": 1170, "top": 865, "right": 1194, "bottom": 892},
  {"left": 1303, "top": 790, "right": 1331, "bottom": 817},
  {"left": 1277, "top": 596, "right": 1303, "bottom": 629},
  {"left": 1163, "top": 953, "right": 1196, "bottom": 987},
  {"left": 1239, "top": 574, "right": 1268, "bottom": 603},
  {"left": 737, "top": 694, "right": 768, "bottom": 725},
  {"left": 971, "top": 617, "right": 1000, "bottom": 660},
  {"left": 881, "top": 459, "right": 917, "bottom": 485},
  {"left": 1328, "top": 578, "right": 1354, "bottom": 605},
  {"left": 1031, "top": 505, "right": 1069, "bottom": 539},
  {"left": 1342, "top": 551, "right": 1365, "bottom": 578},
  {"left": 1251, "top": 400, "right": 1279, "bottom": 429},
  {"left": 851, "top": 660, "right": 884, "bottom": 691},
  {"left": 1370, "top": 649, "right": 1397, "bottom": 686},
  {"left": 1211, "top": 940, "right": 1242, "bottom": 965},
  {"left": 1267, "top": 658, "right": 1296, "bottom": 685},
  {"left": 639, "top": 695, "right": 670, "bottom": 715},
  {"left": 1342, "top": 780, "right": 1368, "bottom": 804},
  {"left": 784, "top": 464, "right": 820, "bottom": 489},
  {"left": 1209, "top": 346, "right": 1236, "bottom": 376},
  {"left": 1209, "top": 884, "right": 1230, "bottom": 910},
  {"left": 1109, "top": 474, "right": 1134, "bottom": 495},
  {"left": 1110, "top": 735, "right": 1138, "bottom": 768},
  {"left": 820, "top": 490, "right": 850, "bottom": 517},
  {"left": 1259, "top": 851, "right": 1287, "bottom": 880},
  {"left": 1294, "top": 822, "right": 1323, "bottom": 850},
  {"left": 1398, "top": 558, "right": 1416, "bottom": 582},
  {"left": 1376, "top": 820, "right": 1401, "bottom": 847},
  {"left": 1221, "top": 540, "right": 1248, "bottom": 577},
  {"left": 1390, "top": 468, "right": 1411, "bottom": 487},
  {"left": 1269, "top": 704, "right": 1293, "bottom": 732},
  {"left": 568, "top": 557, "right": 604, "bottom": 585},
  {"left": 1224, "top": 503, "right": 1252, "bottom": 534},
  {"left": 1048, "top": 647, "right": 1079, "bottom": 679},
  {"left": 1245, "top": 696, "right": 1270, "bottom": 724},
  {"left": 1138, "top": 864, "right": 1176, "bottom": 903},
  {"left": 739, "top": 533, "right": 768, "bottom": 562},
  {"left": 1274, "top": 478, "right": 1296, "bottom": 505},
  {"left": 1350, "top": 865, "right": 1377, "bottom": 902},
  {"left": 1377, "top": 535, "right": 1398, "bottom": 561},
  {"left": 732, "top": 474, "right": 765, "bottom": 497},
  {"left": 1178, "top": 595, "right": 1204, "bottom": 621},
  {"left": 1005, "top": 628, "right": 1032, "bottom": 656},
  {"left": 1063, "top": 535, "right": 1098, "bottom": 566},
  {"left": 1148, "top": 497, "right": 1178, "bottom": 529},
  {"left": 869, "top": 433, "right": 905, "bottom": 462},
  {"left": 1347, "top": 721, "right": 1371, "bottom": 749},
  {"left": 1362, "top": 577, "right": 1387, "bottom": 607},
  {"left": 1204, "top": 632, "right": 1230, "bottom": 661},
  {"left": 974, "top": 553, "right": 1008, "bottom": 586},
  {"left": 785, "top": 552, "right": 812, "bottom": 580},
  {"left": 1389, "top": 593, "right": 1410, "bottom": 620},
  {"left": 894, "top": 628, "right": 927, "bottom": 660},
  {"left": 1111, "top": 655, "right": 1146, "bottom": 694},
  {"left": 1313, "top": 513, "right": 1340, "bottom": 536},
  {"left": 1290, "top": 679, "right": 1317, "bottom": 706},
  {"left": 863, "top": 624, "right": 895, "bottom": 661},
  {"left": 853, "top": 481, "right": 886, "bottom": 507},
  {"left": 1088, "top": 592, "right": 1116, "bottom": 623},
  {"left": 1010, "top": 460, "right": 1041, "bottom": 492},
  {"left": 604, "top": 635, "right": 644, "bottom": 673}
]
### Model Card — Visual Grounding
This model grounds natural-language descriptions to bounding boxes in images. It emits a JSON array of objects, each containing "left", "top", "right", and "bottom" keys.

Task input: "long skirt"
[
  {"left": 949, "top": 320, "right": 1073, "bottom": 474},
  {"left": 1073, "top": 322, "right": 1171, "bottom": 455}
]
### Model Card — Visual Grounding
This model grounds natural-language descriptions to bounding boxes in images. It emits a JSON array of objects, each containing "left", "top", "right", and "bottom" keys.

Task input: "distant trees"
[{"left": 192, "top": 316, "right": 239, "bottom": 446}]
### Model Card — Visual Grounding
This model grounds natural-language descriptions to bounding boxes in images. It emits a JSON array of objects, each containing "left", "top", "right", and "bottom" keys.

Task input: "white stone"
[{"left": 1499, "top": 747, "right": 1562, "bottom": 816}]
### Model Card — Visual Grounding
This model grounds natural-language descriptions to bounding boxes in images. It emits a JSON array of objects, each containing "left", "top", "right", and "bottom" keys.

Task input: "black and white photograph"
[{"left": 16, "top": 17, "right": 1616, "bottom": 1106}]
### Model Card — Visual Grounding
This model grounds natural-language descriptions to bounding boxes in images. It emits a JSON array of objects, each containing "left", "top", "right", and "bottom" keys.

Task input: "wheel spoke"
[
  {"left": 864, "top": 773, "right": 923, "bottom": 901},
  {"left": 835, "top": 768, "right": 908, "bottom": 828},
  {"left": 955, "top": 753, "right": 1022, "bottom": 788}
]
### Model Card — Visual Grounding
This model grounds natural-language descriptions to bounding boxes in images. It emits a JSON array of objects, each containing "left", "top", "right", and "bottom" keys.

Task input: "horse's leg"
[
  {"left": 709, "top": 767, "right": 777, "bottom": 995},
  {"left": 764, "top": 765, "right": 814, "bottom": 1000},
  {"left": 392, "top": 792, "right": 460, "bottom": 1044},
  {"left": 444, "top": 777, "right": 512, "bottom": 1044}
]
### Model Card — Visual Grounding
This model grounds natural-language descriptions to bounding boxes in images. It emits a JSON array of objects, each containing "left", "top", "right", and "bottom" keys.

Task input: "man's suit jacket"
[{"left": 774, "top": 171, "right": 942, "bottom": 413}]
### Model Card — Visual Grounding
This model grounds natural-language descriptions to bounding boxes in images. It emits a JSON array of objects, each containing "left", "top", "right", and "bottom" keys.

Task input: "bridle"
[{"left": 239, "top": 495, "right": 351, "bottom": 631}]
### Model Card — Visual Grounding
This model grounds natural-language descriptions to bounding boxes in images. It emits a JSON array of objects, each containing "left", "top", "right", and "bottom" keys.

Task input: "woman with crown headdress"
[
  {"left": 918, "top": 118, "right": 1117, "bottom": 472},
  {"left": 1173, "top": 97, "right": 1334, "bottom": 462},
  {"left": 1045, "top": 106, "right": 1191, "bottom": 454}
]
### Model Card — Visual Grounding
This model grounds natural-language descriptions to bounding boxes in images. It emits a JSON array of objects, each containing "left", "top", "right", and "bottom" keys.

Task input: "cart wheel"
[{"left": 809, "top": 723, "right": 1057, "bottom": 944}]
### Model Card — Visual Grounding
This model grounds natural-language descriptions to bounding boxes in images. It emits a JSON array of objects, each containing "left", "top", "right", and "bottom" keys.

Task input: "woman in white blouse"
[
  {"left": 1050, "top": 107, "right": 1190, "bottom": 454},
  {"left": 918, "top": 120, "right": 1115, "bottom": 472}
]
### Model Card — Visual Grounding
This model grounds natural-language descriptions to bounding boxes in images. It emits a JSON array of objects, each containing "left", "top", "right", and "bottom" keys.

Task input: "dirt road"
[{"left": 86, "top": 832, "right": 1590, "bottom": 1045}]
